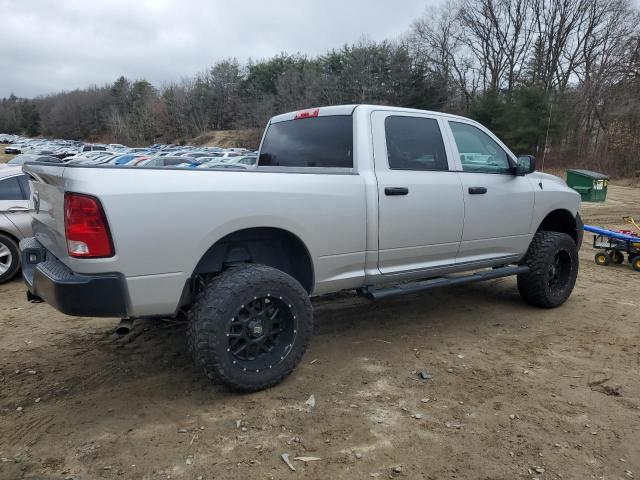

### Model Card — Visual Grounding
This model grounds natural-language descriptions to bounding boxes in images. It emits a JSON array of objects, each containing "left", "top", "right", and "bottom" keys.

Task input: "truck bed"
[{"left": 24, "top": 163, "right": 368, "bottom": 316}]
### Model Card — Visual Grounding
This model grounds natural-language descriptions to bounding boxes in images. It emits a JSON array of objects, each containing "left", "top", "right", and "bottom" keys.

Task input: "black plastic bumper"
[
  {"left": 576, "top": 213, "right": 584, "bottom": 250},
  {"left": 20, "top": 237, "right": 129, "bottom": 318}
]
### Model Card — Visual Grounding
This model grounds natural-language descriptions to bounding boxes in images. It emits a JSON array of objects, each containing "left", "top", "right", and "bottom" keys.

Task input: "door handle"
[
  {"left": 468, "top": 187, "right": 487, "bottom": 195},
  {"left": 7, "top": 206, "right": 30, "bottom": 212},
  {"left": 385, "top": 187, "right": 409, "bottom": 196}
]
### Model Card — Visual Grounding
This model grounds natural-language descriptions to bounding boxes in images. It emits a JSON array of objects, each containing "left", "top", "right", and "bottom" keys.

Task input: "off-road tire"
[
  {"left": 517, "top": 231, "right": 579, "bottom": 308},
  {"left": 609, "top": 251, "right": 624, "bottom": 265},
  {"left": 187, "top": 264, "right": 313, "bottom": 392},
  {"left": 631, "top": 256, "right": 640, "bottom": 272},
  {"left": 595, "top": 251, "right": 610, "bottom": 266},
  {"left": 0, "top": 234, "right": 20, "bottom": 284}
]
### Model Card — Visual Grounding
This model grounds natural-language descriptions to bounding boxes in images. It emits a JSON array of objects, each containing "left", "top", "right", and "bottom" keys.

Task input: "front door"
[
  {"left": 445, "top": 120, "right": 534, "bottom": 264},
  {"left": 372, "top": 111, "right": 464, "bottom": 275},
  {"left": 0, "top": 173, "right": 32, "bottom": 237}
]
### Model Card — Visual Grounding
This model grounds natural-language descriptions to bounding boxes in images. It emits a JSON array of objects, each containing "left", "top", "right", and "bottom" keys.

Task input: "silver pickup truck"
[{"left": 20, "top": 105, "right": 582, "bottom": 392}]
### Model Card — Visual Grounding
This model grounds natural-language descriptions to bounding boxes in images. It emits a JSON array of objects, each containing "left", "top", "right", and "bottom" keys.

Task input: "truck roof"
[{"left": 269, "top": 104, "right": 473, "bottom": 124}]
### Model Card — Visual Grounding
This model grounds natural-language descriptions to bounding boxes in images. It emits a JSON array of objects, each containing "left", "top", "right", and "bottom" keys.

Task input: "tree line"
[{"left": 1, "top": 0, "right": 639, "bottom": 175}]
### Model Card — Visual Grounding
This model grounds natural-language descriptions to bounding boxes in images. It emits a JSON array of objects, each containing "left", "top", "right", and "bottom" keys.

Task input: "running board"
[{"left": 357, "top": 265, "right": 529, "bottom": 301}]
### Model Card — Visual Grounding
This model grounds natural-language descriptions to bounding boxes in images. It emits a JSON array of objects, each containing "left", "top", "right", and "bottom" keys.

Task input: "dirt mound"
[{"left": 188, "top": 129, "right": 261, "bottom": 149}]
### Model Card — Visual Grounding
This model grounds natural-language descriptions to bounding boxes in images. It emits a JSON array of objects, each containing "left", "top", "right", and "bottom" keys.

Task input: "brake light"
[
  {"left": 294, "top": 108, "right": 320, "bottom": 120},
  {"left": 64, "top": 193, "right": 114, "bottom": 258}
]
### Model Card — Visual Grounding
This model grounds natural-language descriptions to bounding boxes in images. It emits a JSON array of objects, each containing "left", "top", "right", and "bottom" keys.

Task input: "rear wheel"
[
  {"left": 595, "top": 252, "right": 610, "bottom": 266},
  {"left": 0, "top": 234, "right": 20, "bottom": 284},
  {"left": 631, "top": 256, "right": 640, "bottom": 272},
  {"left": 610, "top": 251, "right": 624, "bottom": 265},
  {"left": 517, "top": 231, "right": 579, "bottom": 308},
  {"left": 187, "top": 264, "right": 313, "bottom": 392}
]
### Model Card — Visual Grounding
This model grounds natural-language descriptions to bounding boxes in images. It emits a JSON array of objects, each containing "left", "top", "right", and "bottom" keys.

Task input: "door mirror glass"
[{"left": 516, "top": 155, "right": 536, "bottom": 175}]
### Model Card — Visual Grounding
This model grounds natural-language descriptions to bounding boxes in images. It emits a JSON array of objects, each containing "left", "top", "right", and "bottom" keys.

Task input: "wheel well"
[
  {"left": 537, "top": 210, "right": 577, "bottom": 243},
  {"left": 192, "top": 227, "right": 314, "bottom": 293}
]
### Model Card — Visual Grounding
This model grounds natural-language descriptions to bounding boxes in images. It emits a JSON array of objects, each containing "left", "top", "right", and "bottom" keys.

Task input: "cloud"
[{"left": 0, "top": 0, "right": 428, "bottom": 98}]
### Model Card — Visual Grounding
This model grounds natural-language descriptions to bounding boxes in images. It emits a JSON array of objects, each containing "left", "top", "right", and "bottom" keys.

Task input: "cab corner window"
[
  {"left": 449, "top": 121, "right": 511, "bottom": 174},
  {"left": 385, "top": 116, "right": 448, "bottom": 171}
]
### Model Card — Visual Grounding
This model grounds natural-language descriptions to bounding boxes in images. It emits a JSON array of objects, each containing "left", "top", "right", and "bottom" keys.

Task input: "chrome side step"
[{"left": 357, "top": 265, "right": 529, "bottom": 301}]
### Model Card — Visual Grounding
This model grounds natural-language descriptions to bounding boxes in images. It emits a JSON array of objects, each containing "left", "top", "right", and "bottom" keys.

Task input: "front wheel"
[
  {"left": 187, "top": 264, "right": 313, "bottom": 392},
  {"left": 517, "top": 231, "right": 579, "bottom": 308}
]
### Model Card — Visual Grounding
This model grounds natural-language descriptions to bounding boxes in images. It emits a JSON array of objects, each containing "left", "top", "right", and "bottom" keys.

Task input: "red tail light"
[
  {"left": 64, "top": 193, "right": 114, "bottom": 258},
  {"left": 294, "top": 108, "right": 320, "bottom": 120}
]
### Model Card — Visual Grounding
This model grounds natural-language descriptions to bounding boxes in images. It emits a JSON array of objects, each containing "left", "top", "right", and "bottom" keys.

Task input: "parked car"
[
  {"left": 7, "top": 154, "right": 64, "bottom": 165},
  {"left": 4, "top": 144, "right": 23, "bottom": 154},
  {"left": 197, "top": 158, "right": 253, "bottom": 169},
  {"left": 137, "top": 156, "right": 198, "bottom": 168},
  {"left": 0, "top": 166, "right": 32, "bottom": 283},
  {"left": 81, "top": 144, "right": 107, "bottom": 152},
  {"left": 208, "top": 151, "right": 242, "bottom": 159},
  {"left": 222, "top": 155, "right": 257, "bottom": 166},
  {"left": 106, "top": 154, "right": 143, "bottom": 166},
  {"left": 198, "top": 162, "right": 251, "bottom": 169},
  {"left": 180, "top": 152, "right": 212, "bottom": 159},
  {"left": 20, "top": 105, "right": 582, "bottom": 393},
  {"left": 123, "top": 156, "right": 152, "bottom": 167}
]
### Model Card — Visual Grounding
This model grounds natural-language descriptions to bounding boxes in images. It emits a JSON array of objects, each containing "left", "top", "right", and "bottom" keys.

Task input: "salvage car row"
[
  {"left": 1, "top": 135, "right": 256, "bottom": 283},
  {"left": 1, "top": 134, "right": 258, "bottom": 169}
]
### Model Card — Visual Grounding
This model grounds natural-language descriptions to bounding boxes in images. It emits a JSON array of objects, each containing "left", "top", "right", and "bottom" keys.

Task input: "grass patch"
[{"left": 0, "top": 150, "right": 16, "bottom": 163}]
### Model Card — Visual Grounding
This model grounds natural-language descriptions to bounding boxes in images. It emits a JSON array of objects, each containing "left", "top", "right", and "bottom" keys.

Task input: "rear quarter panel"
[
  {"left": 0, "top": 213, "right": 24, "bottom": 239},
  {"left": 23, "top": 164, "right": 68, "bottom": 259},
  {"left": 55, "top": 166, "right": 368, "bottom": 316}
]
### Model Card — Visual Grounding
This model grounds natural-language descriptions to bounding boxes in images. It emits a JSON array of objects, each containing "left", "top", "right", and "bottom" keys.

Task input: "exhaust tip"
[{"left": 115, "top": 319, "right": 133, "bottom": 336}]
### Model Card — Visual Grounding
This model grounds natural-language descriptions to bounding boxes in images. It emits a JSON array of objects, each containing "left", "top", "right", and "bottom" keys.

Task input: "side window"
[
  {"left": 0, "top": 176, "right": 24, "bottom": 200},
  {"left": 385, "top": 116, "right": 448, "bottom": 171},
  {"left": 17, "top": 175, "right": 30, "bottom": 199},
  {"left": 449, "top": 122, "right": 511, "bottom": 174}
]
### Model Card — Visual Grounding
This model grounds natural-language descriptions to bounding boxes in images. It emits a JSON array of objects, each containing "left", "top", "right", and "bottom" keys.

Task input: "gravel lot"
[{"left": 1, "top": 184, "right": 639, "bottom": 480}]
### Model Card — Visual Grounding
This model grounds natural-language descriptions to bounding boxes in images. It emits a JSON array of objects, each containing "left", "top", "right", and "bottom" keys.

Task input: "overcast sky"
[{"left": 0, "top": 0, "right": 429, "bottom": 98}]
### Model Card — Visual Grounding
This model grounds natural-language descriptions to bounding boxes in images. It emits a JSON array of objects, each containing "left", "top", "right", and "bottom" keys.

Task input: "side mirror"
[{"left": 516, "top": 155, "right": 536, "bottom": 175}]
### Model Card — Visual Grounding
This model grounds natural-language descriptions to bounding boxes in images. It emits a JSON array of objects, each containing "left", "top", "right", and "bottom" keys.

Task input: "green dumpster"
[{"left": 566, "top": 169, "right": 609, "bottom": 202}]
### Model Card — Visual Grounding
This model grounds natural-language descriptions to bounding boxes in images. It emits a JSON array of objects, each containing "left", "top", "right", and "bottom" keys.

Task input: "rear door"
[
  {"left": 372, "top": 111, "right": 464, "bottom": 274},
  {"left": 444, "top": 120, "right": 534, "bottom": 263}
]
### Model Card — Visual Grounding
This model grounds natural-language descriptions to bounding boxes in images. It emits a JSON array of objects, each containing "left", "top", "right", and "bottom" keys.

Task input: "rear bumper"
[{"left": 20, "top": 237, "right": 129, "bottom": 318}]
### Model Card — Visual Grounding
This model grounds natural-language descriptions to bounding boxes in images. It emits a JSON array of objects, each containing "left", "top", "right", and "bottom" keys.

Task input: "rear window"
[{"left": 259, "top": 115, "right": 353, "bottom": 168}]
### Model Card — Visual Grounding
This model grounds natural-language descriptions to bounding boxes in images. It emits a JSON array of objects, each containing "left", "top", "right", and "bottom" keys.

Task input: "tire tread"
[
  {"left": 187, "top": 264, "right": 313, "bottom": 392},
  {"left": 0, "top": 233, "right": 20, "bottom": 284},
  {"left": 517, "top": 231, "right": 578, "bottom": 308}
]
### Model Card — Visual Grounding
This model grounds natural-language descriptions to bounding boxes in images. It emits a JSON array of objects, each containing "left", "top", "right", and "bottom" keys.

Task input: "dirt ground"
[
  {"left": 0, "top": 151, "right": 16, "bottom": 163},
  {"left": 1, "top": 185, "right": 639, "bottom": 480}
]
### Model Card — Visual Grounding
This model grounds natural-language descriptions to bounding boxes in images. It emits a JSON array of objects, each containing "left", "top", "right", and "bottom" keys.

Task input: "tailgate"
[{"left": 23, "top": 163, "right": 69, "bottom": 262}]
